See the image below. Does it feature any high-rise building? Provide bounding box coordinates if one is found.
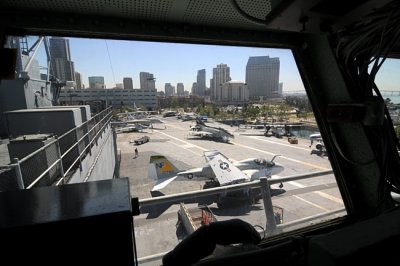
[197,69,206,96]
[88,76,105,89]
[165,83,175,97]
[221,80,249,104]
[191,82,198,95]
[49,37,75,84]
[177,83,184,96]
[140,72,156,90]
[75,71,82,89]
[246,56,280,99]
[123,77,133,89]
[211,64,231,102]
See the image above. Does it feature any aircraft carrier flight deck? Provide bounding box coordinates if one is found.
[117,116,346,263]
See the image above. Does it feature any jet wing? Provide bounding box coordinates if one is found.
[190,131,213,137]
[151,176,178,191]
[178,167,204,176]
[204,151,248,186]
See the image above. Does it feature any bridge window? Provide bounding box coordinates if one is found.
[2,35,347,265]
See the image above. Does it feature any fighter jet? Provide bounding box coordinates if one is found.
[150,150,284,191]
[141,150,285,218]
[188,119,234,143]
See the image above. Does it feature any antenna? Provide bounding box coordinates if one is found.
[271,155,281,162]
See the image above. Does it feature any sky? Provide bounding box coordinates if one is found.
[34,37,305,92]
[33,36,400,93]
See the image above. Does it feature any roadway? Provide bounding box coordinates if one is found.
[117,116,346,263]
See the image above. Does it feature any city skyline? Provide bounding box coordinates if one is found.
[33,37,400,92]
[34,37,305,92]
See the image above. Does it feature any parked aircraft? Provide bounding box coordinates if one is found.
[309,133,327,156]
[188,119,234,143]
[112,116,165,130]
[263,124,299,138]
[179,113,197,121]
[114,123,149,133]
[142,151,284,217]
[150,150,284,192]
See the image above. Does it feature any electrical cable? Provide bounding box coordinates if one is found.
[328,125,377,166]
[105,40,116,87]
[333,1,400,200]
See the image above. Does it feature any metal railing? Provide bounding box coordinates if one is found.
[137,169,346,264]
[3,106,113,189]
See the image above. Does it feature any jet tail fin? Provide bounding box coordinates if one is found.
[149,155,180,179]
[149,155,180,191]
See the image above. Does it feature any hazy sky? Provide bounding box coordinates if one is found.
[33,37,399,92]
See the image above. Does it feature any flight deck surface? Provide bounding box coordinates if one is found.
[117,117,345,264]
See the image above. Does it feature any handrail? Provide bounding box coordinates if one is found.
[59,112,112,161]
[18,106,112,163]
[139,170,334,207]
[83,127,112,182]
[63,116,112,176]
[0,107,114,189]
[26,114,112,188]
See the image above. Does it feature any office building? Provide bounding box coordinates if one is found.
[88,76,105,89]
[140,72,156,90]
[221,80,249,105]
[60,88,157,110]
[191,82,197,95]
[177,83,184,96]
[49,37,75,84]
[246,56,280,99]
[165,83,175,97]
[197,69,206,96]
[75,72,82,89]
[211,63,231,102]
[123,77,133,89]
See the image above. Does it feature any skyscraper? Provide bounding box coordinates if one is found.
[177,83,184,96]
[165,83,175,97]
[75,71,82,89]
[140,72,156,90]
[191,82,198,95]
[88,76,105,89]
[246,56,280,99]
[211,64,231,102]
[123,77,133,89]
[49,37,75,84]
[197,69,206,96]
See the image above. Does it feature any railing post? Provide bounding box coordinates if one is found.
[260,177,277,235]
[12,158,25,189]
[55,137,66,184]
[112,128,120,179]
[86,121,92,156]
[75,128,83,171]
